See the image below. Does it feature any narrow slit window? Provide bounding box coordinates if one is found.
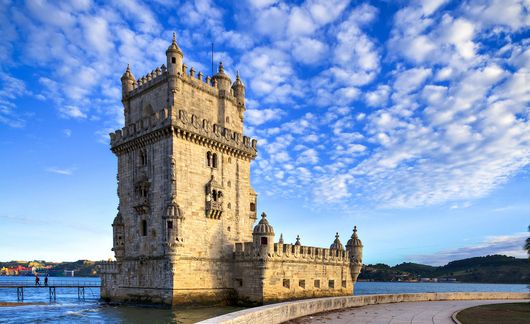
[141,220,147,236]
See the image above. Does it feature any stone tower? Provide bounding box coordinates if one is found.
[100,34,258,305]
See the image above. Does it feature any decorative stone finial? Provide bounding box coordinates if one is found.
[330,232,344,250]
[353,226,358,238]
[219,61,224,73]
[261,212,267,219]
[295,235,301,246]
[279,233,284,244]
[172,32,176,44]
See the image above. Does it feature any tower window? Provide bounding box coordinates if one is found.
[314,280,320,288]
[226,116,230,123]
[261,237,268,245]
[172,57,176,64]
[328,280,334,289]
[283,279,290,289]
[141,220,147,236]
[250,202,256,212]
[140,149,147,166]
[207,151,212,167]
[342,280,347,288]
[299,280,305,289]
[212,153,218,168]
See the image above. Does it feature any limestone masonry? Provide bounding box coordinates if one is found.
[99,34,363,305]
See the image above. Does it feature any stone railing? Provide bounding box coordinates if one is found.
[175,109,257,157]
[109,108,171,146]
[234,242,350,263]
[199,292,530,324]
[99,261,118,274]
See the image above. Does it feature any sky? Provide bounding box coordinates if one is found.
[0,0,529,266]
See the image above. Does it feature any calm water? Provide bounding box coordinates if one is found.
[0,276,527,323]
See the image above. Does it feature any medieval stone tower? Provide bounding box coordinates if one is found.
[100,34,362,305]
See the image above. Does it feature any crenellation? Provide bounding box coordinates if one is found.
[102,33,362,306]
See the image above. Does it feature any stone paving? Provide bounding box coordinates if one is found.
[288,299,529,324]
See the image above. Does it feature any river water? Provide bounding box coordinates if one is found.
[0,276,527,323]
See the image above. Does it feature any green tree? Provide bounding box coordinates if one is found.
[526,225,530,259]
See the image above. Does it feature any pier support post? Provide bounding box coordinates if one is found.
[78,287,85,300]
[49,287,56,301]
[17,287,24,301]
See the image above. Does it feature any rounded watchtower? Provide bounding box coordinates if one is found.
[166,33,183,74]
[253,212,275,255]
[231,71,245,106]
[346,226,363,283]
[120,64,135,99]
[112,211,125,261]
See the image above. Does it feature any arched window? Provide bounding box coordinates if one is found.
[140,149,147,166]
[212,153,218,168]
[250,202,256,212]
[226,116,230,123]
[212,190,217,201]
[206,151,212,167]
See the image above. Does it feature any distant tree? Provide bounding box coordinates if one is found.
[524,226,530,259]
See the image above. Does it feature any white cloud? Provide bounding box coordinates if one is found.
[246,108,285,125]
[46,167,75,176]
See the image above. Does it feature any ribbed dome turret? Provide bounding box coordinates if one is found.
[330,232,344,251]
[231,71,244,88]
[121,64,135,81]
[253,212,274,235]
[166,32,183,55]
[346,226,363,249]
[212,62,232,81]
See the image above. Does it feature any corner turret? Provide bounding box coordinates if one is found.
[253,212,275,255]
[231,71,245,106]
[166,33,183,92]
[346,226,363,282]
[120,64,135,99]
[112,211,125,261]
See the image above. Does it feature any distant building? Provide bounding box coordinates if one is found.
[100,34,363,305]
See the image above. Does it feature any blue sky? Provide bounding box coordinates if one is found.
[0,0,529,265]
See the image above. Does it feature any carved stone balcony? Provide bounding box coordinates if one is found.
[206,201,223,219]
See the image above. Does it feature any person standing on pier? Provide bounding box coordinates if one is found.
[44,274,48,286]
[35,274,40,286]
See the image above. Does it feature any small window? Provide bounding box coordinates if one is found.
[227,203,231,209]
[314,280,320,288]
[299,280,305,289]
[261,237,268,245]
[207,151,212,167]
[342,280,347,288]
[118,236,122,240]
[235,279,243,287]
[140,149,147,166]
[141,220,147,236]
[283,279,290,289]
[228,157,232,163]
[226,116,230,123]
[227,181,231,188]
[328,280,334,289]
[250,202,256,212]
[171,57,176,64]
[212,153,218,168]
[167,221,173,229]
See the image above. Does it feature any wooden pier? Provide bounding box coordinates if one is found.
[0,280,100,301]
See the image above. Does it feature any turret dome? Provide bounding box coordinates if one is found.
[330,232,344,251]
[231,71,244,88]
[346,226,363,249]
[166,32,183,55]
[253,212,274,235]
[121,64,135,81]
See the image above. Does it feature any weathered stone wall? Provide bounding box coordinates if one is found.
[200,292,530,324]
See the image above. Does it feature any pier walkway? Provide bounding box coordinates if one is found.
[0,280,100,301]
